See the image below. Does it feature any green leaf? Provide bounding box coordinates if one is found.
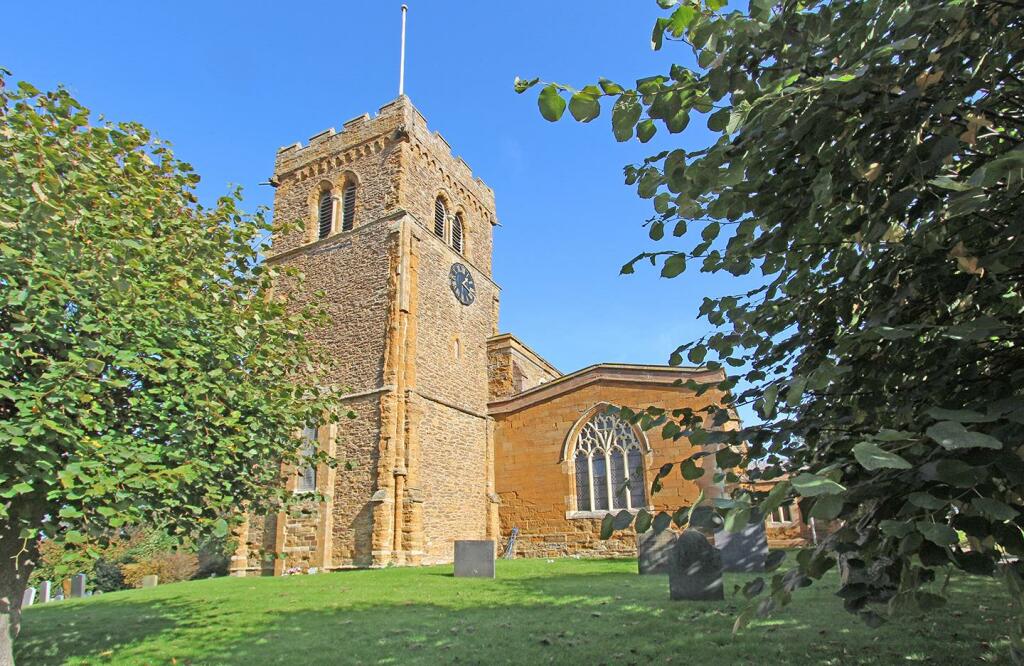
[852,442,912,470]
[635,508,653,534]
[724,505,751,532]
[971,498,1019,521]
[791,473,846,497]
[637,119,657,143]
[880,520,915,537]
[933,460,987,488]
[652,511,673,533]
[809,494,843,520]
[569,91,601,123]
[680,458,704,480]
[613,509,635,531]
[916,522,958,546]
[926,421,1002,450]
[764,550,786,572]
[513,76,539,94]
[212,518,230,538]
[742,577,765,599]
[598,78,624,95]
[661,254,686,278]
[612,94,642,142]
[925,407,995,423]
[707,108,731,132]
[760,480,791,518]
[907,492,947,510]
[538,85,567,122]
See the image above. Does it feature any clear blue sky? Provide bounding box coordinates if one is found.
[5,1,760,420]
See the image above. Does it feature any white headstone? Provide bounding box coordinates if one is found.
[141,574,159,589]
[40,580,51,603]
[21,587,36,607]
[71,574,87,598]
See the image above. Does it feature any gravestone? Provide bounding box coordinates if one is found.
[668,530,724,601]
[71,574,87,598]
[39,581,51,603]
[21,587,36,608]
[636,529,677,575]
[141,575,159,589]
[454,540,496,578]
[714,510,769,573]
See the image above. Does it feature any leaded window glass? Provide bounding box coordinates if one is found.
[627,448,645,509]
[574,450,591,511]
[570,409,647,512]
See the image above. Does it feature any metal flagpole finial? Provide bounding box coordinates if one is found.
[399,4,408,97]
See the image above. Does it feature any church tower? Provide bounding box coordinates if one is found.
[231,97,501,574]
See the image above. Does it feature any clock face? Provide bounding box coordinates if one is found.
[449,263,476,306]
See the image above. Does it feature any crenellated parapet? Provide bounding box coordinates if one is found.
[273,97,498,227]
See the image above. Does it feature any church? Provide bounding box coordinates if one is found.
[228,95,745,575]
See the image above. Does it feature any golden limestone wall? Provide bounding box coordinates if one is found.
[232,96,500,574]
[411,223,498,562]
[491,371,729,559]
[487,334,562,400]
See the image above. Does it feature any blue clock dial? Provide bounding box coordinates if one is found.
[449,263,475,306]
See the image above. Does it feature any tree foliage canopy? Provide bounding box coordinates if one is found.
[519,0,1024,646]
[0,74,349,656]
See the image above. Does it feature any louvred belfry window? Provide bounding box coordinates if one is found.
[452,213,464,253]
[342,184,356,232]
[434,197,447,239]
[571,411,647,512]
[318,191,333,239]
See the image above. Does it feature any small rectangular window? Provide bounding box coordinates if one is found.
[296,426,318,493]
[768,502,793,525]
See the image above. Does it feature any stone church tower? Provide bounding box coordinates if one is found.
[231,97,500,574]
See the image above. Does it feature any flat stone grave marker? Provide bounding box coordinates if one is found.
[454,540,496,578]
[39,581,51,603]
[669,530,724,601]
[22,587,36,608]
[714,510,769,573]
[637,529,677,575]
[141,575,159,589]
[71,574,87,598]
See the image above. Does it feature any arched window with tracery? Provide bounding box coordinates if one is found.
[452,213,464,254]
[571,410,647,512]
[434,196,447,239]
[317,190,333,239]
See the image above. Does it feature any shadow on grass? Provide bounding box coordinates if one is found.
[15,564,1014,665]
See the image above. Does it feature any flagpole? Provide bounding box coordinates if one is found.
[399,4,408,97]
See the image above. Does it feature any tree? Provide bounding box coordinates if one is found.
[0,75,350,664]
[519,0,1023,652]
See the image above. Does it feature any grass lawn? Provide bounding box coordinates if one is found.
[16,557,1013,665]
